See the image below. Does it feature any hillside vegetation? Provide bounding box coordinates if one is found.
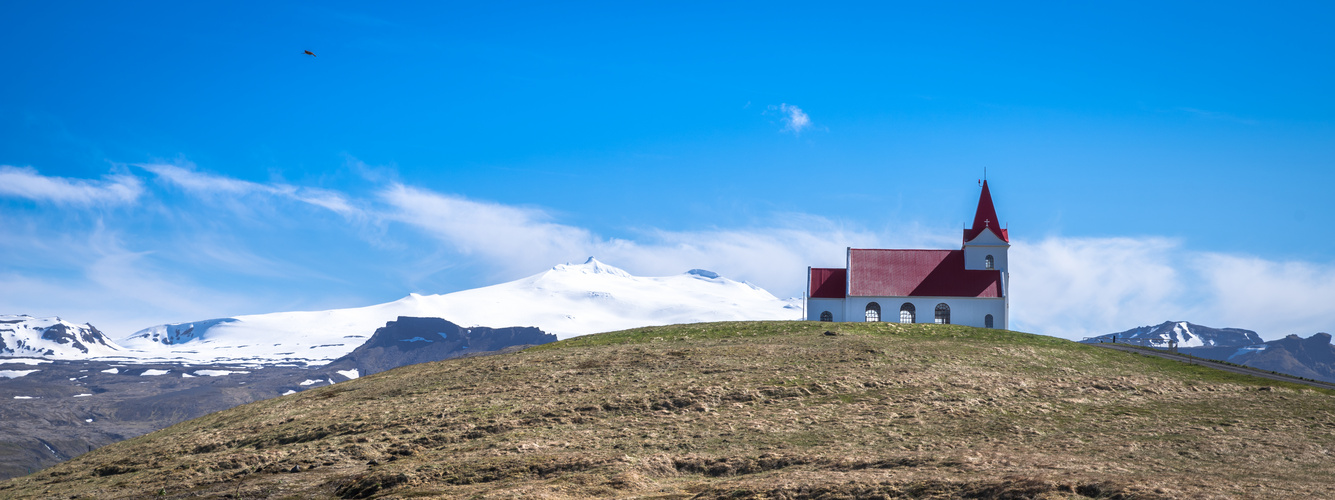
[4,322,1334,499]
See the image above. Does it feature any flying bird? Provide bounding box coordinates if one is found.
[303,50,316,57]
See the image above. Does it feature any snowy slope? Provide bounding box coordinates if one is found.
[117,258,801,365]
[0,315,124,358]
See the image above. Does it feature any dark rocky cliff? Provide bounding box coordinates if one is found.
[326,316,555,376]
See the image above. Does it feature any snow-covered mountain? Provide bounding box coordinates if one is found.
[1082,321,1262,348]
[116,258,801,365]
[0,315,123,358]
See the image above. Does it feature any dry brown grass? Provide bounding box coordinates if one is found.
[3,321,1334,499]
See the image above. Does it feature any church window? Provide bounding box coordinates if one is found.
[935,303,950,324]
[985,255,994,269]
[985,314,994,329]
[865,302,881,322]
[899,303,915,323]
[820,311,833,322]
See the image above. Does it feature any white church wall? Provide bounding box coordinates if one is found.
[806,298,846,322]
[844,296,1006,329]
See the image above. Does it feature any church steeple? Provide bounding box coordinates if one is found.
[964,180,1008,243]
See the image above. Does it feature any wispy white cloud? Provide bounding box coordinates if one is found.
[770,103,812,135]
[138,162,361,216]
[379,183,598,276]
[0,165,142,206]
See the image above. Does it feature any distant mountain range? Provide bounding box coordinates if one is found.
[3,258,799,366]
[1085,321,1335,384]
[1082,321,1263,347]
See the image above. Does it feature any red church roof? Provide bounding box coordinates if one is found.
[963,180,1008,243]
[808,267,847,298]
[847,249,1002,298]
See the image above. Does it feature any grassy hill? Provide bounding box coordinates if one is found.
[3,321,1334,499]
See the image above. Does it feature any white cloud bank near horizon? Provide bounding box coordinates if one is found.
[1,163,1332,341]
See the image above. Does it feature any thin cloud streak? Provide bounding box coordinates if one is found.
[138,163,360,216]
[0,165,142,206]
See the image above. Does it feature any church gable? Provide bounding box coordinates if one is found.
[808,267,847,298]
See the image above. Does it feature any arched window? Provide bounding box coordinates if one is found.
[865,302,881,322]
[934,303,950,324]
[985,314,994,329]
[985,255,994,269]
[820,311,833,322]
[899,303,915,323]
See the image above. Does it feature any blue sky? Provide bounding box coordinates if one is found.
[2,2,1333,339]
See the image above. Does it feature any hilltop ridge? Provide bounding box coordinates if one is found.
[4,321,1333,498]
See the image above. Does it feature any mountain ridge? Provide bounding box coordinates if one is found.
[0,315,123,358]
[1082,320,1263,347]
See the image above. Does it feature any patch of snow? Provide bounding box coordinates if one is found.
[73,393,92,397]
[299,379,322,386]
[193,370,250,377]
[336,369,359,380]
[139,369,170,376]
[1160,322,1206,348]
[181,373,195,378]
[85,418,93,423]
[101,368,119,374]
[0,358,52,365]
[0,370,39,379]
[42,442,56,455]
[13,396,34,399]
[282,390,297,396]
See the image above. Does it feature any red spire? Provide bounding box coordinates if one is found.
[964,180,1008,243]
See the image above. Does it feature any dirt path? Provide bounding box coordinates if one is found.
[1094,343,1335,391]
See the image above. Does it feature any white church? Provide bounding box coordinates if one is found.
[805,180,1009,329]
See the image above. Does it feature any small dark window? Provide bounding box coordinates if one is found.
[820,311,833,322]
[899,303,915,323]
[865,302,881,322]
[985,255,994,269]
[934,303,950,324]
[985,314,994,329]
